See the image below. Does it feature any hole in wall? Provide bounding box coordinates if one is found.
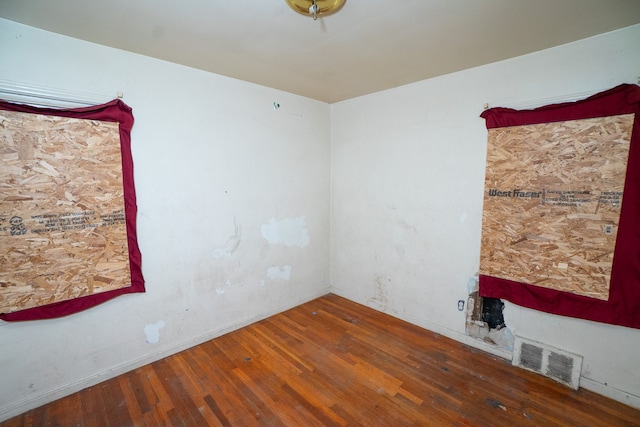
[481,297,505,330]
[466,292,513,351]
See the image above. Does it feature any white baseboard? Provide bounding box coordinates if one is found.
[580,377,640,409]
[5,286,636,421]
[0,287,331,422]
[330,286,640,410]
[330,287,513,360]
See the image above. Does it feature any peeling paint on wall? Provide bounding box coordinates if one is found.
[215,280,233,294]
[267,265,292,281]
[261,217,310,247]
[144,320,165,344]
[212,218,242,258]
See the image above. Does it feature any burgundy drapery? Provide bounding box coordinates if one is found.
[0,99,145,321]
[479,84,640,329]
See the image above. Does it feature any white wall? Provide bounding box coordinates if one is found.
[0,18,330,420]
[331,24,640,408]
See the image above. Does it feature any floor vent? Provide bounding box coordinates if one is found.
[512,336,583,390]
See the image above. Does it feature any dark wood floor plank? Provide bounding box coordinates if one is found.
[119,370,151,417]
[151,357,210,426]
[181,344,251,426]
[2,294,639,426]
[191,341,266,427]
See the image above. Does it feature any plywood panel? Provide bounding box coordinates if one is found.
[0,110,131,314]
[480,114,633,300]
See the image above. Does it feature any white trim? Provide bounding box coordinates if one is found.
[0,79,120,108]
[330,286,513,360]
[0,287,330,422]
[3,286,637,421]
[580,377,640,410]
[330,287,640,409]
[484,87,612,111]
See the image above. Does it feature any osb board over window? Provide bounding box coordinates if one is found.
[0,110,131,314]
[480,113,633,301]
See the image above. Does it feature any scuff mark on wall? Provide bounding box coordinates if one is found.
[144,320,165,344]
[212,217,242,258]
[393,219,418,260]
[261,216,310,247]
[215,279,233,295]
[397,219,418,234]
[267,265,292,281]
[368,274,390,311]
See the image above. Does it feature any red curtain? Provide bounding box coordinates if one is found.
[0,99,145,321]
[479,84,640,329]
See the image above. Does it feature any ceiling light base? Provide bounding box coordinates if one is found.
[285,0,346,19]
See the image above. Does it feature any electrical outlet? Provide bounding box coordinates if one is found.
[457,300,465,311]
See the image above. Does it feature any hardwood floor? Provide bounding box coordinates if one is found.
[2,294,639,426]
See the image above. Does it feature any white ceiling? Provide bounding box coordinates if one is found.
[1,0,640,103]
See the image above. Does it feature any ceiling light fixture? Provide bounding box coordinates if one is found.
[285,0,346,20]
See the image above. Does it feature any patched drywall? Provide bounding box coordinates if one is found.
[267,265,292,281]
[144,320,165,344]
[261,217,310,248]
